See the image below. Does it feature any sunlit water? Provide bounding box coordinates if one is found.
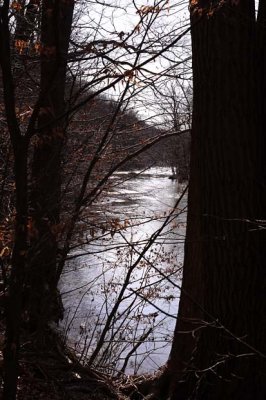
[60,167,187,375]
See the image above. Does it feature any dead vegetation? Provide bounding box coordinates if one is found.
[0,320,165,400]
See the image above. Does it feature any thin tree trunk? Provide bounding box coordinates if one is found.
[3,141,28,400]
[0,3,28,398]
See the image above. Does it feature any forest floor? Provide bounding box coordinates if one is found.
[0,321,160,400]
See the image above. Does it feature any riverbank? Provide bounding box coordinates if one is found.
[0,323,164,400]
[0,324,124,399]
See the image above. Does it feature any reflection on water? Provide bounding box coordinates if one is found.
[60,168,187,374]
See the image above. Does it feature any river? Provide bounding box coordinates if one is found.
[60,167,187,375]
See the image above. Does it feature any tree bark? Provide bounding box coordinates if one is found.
[28,0,74,332]
[0,3,28,398]
[168,1,266,399]
[3,140,28,400]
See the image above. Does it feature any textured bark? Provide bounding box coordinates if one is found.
[28,0,74,332]
[169,1,266,399]
[257,0,266,209]
[3,140,28,400]
[0,4,28,398]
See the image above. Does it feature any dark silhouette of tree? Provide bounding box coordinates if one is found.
[166,1,266,399]
[0,1,75,397]
[28,0,74,332]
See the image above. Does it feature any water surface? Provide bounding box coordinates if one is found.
[60,168,187,374]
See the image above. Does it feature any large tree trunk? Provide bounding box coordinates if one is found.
[28,0,74,332]
[257,0,266,222]
[168,1,266,399]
